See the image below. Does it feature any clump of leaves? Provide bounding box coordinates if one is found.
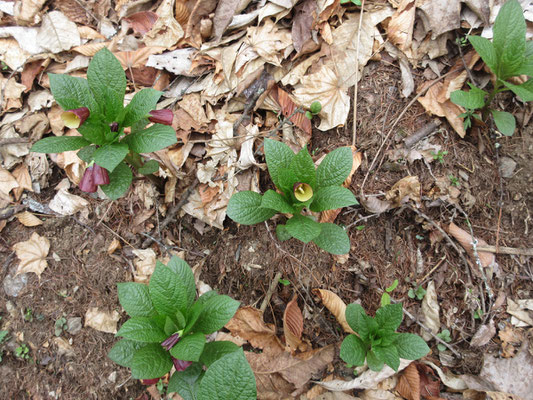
[340,303,429,372]
[451,0,533,136]
[15,344,29,360]
[227,139,358,255]
[108,256,256,400]
[431,150,448,164]
[55,317,67,337]
[31,48,177,199]
[305,101,322,119]
[408,285,427,301]
[0,330,8,362]
[436,329,452,351]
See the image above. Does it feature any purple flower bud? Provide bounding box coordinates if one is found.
[141,378,161,385]
[110,122,119,132]
[61,107,90,129]
[79,166,97,193]
[161,332,181,351]
[148,109,174,126]
[172,358,192,372]
[92,164,110,185]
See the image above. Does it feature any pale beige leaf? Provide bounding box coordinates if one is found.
[463,390,523,400]
[386,0,415,51]
[422,360,467,391]
[15,211,43,227]
[470,319,496,347]
[385,175,421,207]
[48,188,89,215]
[13,232,50,278]
[77,25,106,40]
[245,19,292,66]
[0,38,31,70]
[359,389,396,400]
[292,65,350,131]
[507,299,533,327]
[359,195,392,214]
[54,337,75,358]
[37,11,81,53]
[417,0,461,39]
[143,0,184,48]
[396,362,420,400]
[84,307,120,334]
[283,295,304,353]
[107,238,121,255]
[421,281,439,341]
[446,222,496,268]
[132,248,157,283]
[0,167,19,204]
[312,289,354,334]
[0,75,26,113]
[72,42,109,57]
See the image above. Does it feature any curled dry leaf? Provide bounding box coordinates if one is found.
[283,295,304,353]
[385,175,421,207]
[107,238,122,255]
[13,232,50,278]
[132,248,157,283]
[143,0,184,48]
[48,187,89,216]
[15,211,43,227]
[312,289,354,334]
[36,11,81,53]
[12,163,32,201]
[360,195,392,214]
[123,11,159,35]
[421,281,439,341]
[498,323,524,358]
[422,360,467,391]
[245,19,292,66]
[446,222,495,269]
[84,307,120,334]
[470,319,496,347]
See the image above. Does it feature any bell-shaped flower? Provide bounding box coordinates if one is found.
[92,164,110,185]
[161,332,181,351]
[172,358,192,372]
[141,378,161,385]
[61,107,90,129]
[293,182,313,202]
[148,109,173,126]
[79,163,109,193]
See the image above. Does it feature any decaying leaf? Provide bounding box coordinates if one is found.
[470,319,496,347]
[143,0,184,48]
[0,167,19,206]
[385,175,421,207]
[36,11,81,53]
[132,248,157,283]
[283,295,304,353]
[107,238,121,255]
[245,19,292,66]
[498,323,523,358]
[463,389,523,400]
[312,288,355,334]
[123,11,159,35]
[84,307,120,334]
[446,222,496,269]
[396,362,420,400]
[11,163,33,200]
[421,281,439,341]
[13,232,50,278]
[15,211,43,227]
[506,299,533,327]
[48,182,89,216]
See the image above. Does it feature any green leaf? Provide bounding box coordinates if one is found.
[123,88,162,127]
[138,160,160,175]
[170,333,206,361]
[31,136,91,153]
[491,110,516,136]
[227,191,277,225]
[199,341,240,367]
[100,161,132,200]
[375,303,403,331]
[77,145,97,162]
[450,86,487,110]
[149,262,188,316]
[117,282,155,317]
[130,343,173,379]
[127,124,177,153]
[116,317,168,342]
[493,0,526,79]
[310,186,358,212]
[345,303,367,336]
[502,79,533,102]
[517,42,533,75]
[381,293,391,307]
[289,146,316,188]
[108,339,145,367]
[312,223,350,255]
[198,349,256,400]
[183,301,204,335]
[166,256,196,308]
[193,295,240,335]
[48,73,98,113]
[92,142,129,172]
[276,224,292,241]
[261,190,295,213]
[373,345,400,371]
[366,349,384,372]
[394,333,430,360]
[468,36,499,75]
[87,48,126,120]
[77,118,107,145]
[316,147,353,188]
[164,317,179,336]
[277,168,298,198]
[264,138,295,189]
[340,334,367,366]
[285,214,322,243]
[167,363,203,399]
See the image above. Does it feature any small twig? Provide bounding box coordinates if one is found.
[403,119,442,148]
[345,213,379,229]
[140,232,205,257]
[70,216,95,235]
[476,245,533,257]
[233,88,265,136]
[260,271,282,313]
[352,0,365,146]
[456,35,477,87]
[417,256,447,285]
[100,222,136,248]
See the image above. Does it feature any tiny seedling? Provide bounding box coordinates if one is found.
[55,317,67,337]
[408,285,427,301]
[24,308,33,322]
[227,139,358,255]
[15,344,29,360]
[451,0,533,136]
[436,329,452,351]
[279,278,291,286]
[380,279,399,307]
[474,309,483,319]
[305,101,322,120]
[109,255,256,400]
[431,150,448,164]
[0,330,8,363]
[31,48,177,199]
[449,175,460,187]
[355,225,365,231]
[340,0,362,5]
[340,303,429,372]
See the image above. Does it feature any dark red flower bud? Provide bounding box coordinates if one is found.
[148,109,173,126]
[92,164,110,185]
[141,378,161,385]
[79,166,97,193]
[161,332,181,351]
[172,358,192,372]
[62,107,90,129]
[110,122,119,132]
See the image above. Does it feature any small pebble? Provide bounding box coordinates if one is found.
[67,317,82,335]
[499,156,517,178]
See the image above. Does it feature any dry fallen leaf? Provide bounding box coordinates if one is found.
[283,295,304,353]
[421,281,439,341]
[312,289,355,334]
[498,323,523,358]
[13,232,50,278]
[48,186,89,216]
[385,175,421,207]
[245,19,292,66]
[470,319,496,347]
[0,167,19,206]
[84,307,120,334]
[396,362,420,400]
[15,212,43,227]
[447,222,496,269]
[132,248,157,283]
[37,11,81,53]
[144,0,184,48]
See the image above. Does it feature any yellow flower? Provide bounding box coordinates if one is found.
[293,182,313,202]
[61,107,90,128]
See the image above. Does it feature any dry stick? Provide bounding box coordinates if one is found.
[417,255,447,285]
[260,271,283,313]
[141,178,199,248]
[476,245,533,257]
[360,69,456,196]
[352,0,365,146]
[403,119,442,148]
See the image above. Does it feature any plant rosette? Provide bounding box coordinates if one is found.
[227,139,358,255]
[340,303,430,372]
[109,256,256,400]
[30,48,178,199]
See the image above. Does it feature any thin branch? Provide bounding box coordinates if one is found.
[352,0,365,146]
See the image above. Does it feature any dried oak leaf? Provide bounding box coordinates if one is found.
[312,289,355,334]
[15,211,43,227]
[396,362,420,400]
[283,295,304,353]
[13,232,50,278]
[446,222,495,269]
[85,307,120,334]
[124,11,159,35]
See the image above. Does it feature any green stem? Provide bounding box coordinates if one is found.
[481,80,502,120]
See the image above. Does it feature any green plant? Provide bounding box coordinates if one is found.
[24,308,33,322]
[55,317,67,337]
[340,0,362,5]
[305,101,322,119]
[279,278,291,286]
[408,285,426,301]
[451,0,533,136]
[30,48,177,199]
[340,303,429,372]
[431,150,448,164]
[15,344,29,360]
[380,280,399,307]
[108,256,256,400]
[227,139,358,254]
[0,330,8,362]
[436,329,451,351]
[449,175,460,187]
